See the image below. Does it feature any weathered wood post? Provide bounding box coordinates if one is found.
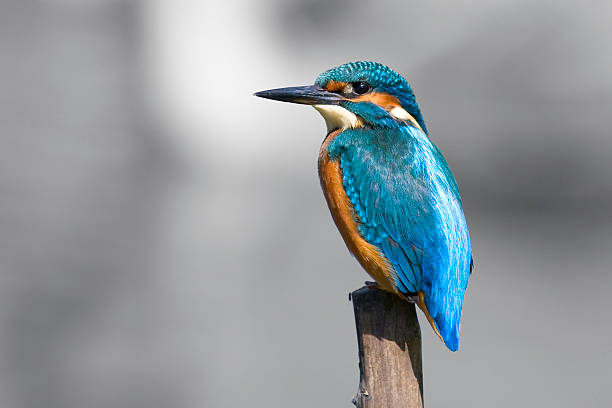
[351,286,423,408]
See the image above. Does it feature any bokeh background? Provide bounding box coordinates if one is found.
[2,0,611,407]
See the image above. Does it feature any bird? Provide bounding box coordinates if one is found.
[255,61,472,351]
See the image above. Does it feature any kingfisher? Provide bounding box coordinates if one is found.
[255,61,472,351]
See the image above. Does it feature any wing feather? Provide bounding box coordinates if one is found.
[331,125,471,351]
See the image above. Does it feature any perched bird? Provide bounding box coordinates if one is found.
[255,61,472,351]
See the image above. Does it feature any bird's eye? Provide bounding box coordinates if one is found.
[352,81,370,95]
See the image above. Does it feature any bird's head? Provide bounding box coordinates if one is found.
[255,61,427,134]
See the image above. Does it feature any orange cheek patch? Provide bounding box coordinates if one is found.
[353,91,402,111]
[325,80,347,92]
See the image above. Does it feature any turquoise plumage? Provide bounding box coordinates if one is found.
[329,124,471,350]
[256,61,473,351]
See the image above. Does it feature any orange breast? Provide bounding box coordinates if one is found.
[317,130,398,294]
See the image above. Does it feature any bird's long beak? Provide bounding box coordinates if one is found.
[254,85,343,105]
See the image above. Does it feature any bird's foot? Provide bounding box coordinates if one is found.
[404,293,418,304]
[365,281,379,290]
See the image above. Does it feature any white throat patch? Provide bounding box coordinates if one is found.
[313,105,360,133]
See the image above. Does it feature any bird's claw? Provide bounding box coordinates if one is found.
[365,281,379,290]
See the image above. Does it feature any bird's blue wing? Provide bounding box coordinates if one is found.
[331,125,472,351]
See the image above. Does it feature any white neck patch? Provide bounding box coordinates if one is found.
[389,106,423,131]
[389,106,411,121]
[313,105,360,133]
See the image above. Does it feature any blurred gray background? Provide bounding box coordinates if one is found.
[1,0,611,407]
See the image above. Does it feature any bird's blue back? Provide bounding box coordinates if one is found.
[327,116,471,351]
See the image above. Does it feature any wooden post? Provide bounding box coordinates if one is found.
[351,286,423,408]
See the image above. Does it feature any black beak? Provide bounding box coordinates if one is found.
[254,85,343,105]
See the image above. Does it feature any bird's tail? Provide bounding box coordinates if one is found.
[417,292,461,351]
[436,312,460,352]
